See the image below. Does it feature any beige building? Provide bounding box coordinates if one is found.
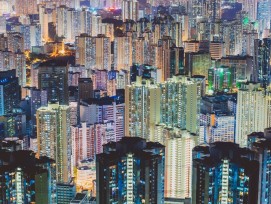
[37,103,71,183]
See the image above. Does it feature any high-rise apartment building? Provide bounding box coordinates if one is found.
[236,83,270,147]
[0,149,55,204]
[122,0,139,22]
[114,34,133,71]
[38,61,69,105]
[7,32,24,53]
[96,137,165,203]
[125,77,161,141]
[160,75,204,134]
[254,38,271,88]
[78,78,93,100]
[94,34,112,70]
[0,72,21,116]
[200,95,236,143]
[163,128,198,199]
[15,0,38,15]
[80,97,125,142]
[75,34,111,70]
[71,122,94,168]
[56,6,68,39]
[247,128,271,204]
[192,142,259,204]
[37,103,71,183]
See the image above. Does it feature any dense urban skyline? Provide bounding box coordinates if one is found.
[0,0,271,203]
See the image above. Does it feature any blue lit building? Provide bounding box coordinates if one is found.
[192,142,259,204]
[0,71,21,116]
[56,182,76,204]
[96,137,165,204]
[253,38,271,88]
[0,149,55,204]
[247,128,271,204]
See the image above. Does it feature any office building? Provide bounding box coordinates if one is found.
[208,66,234,93]
[185,51,211,77]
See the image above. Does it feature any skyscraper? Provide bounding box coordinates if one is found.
[38,60,69,105]
[254,38,271,88]
[160,75,204,134]
[76,34,112,70]
[114,34,133,71]
[122,0,139,22]
[125,77,161,141]
[0,149,55,204]
[78,78,93,100]
[247,128,271,204]
[0,71,21,116]
[71,122,95,168]
[164,128,198,200]
[192,142,259,204]
[37,103,71,183]
[236,83,270,147]
[96,137,165,203]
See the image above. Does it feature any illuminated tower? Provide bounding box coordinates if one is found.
[67,9,81,43]
[0,71,21,116]
[192,142,259,204]
[253,38,271,88]
[248,129,271,204]
[164,128,198,199]
[15,0,38,15]
[14,52,26,87]
[236,83,268,147]
[122,0,139,22]
[38,63,69,105]
[96,137,165,204]
[37,103,71,183]
[0,149,55,204]
[71,122,95,168]
[75,34,93,69]
[56,6,68,38]
[125,77,161,141]
[94,34,111,70]
[160,75,204,134]
[114,34,133,71]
